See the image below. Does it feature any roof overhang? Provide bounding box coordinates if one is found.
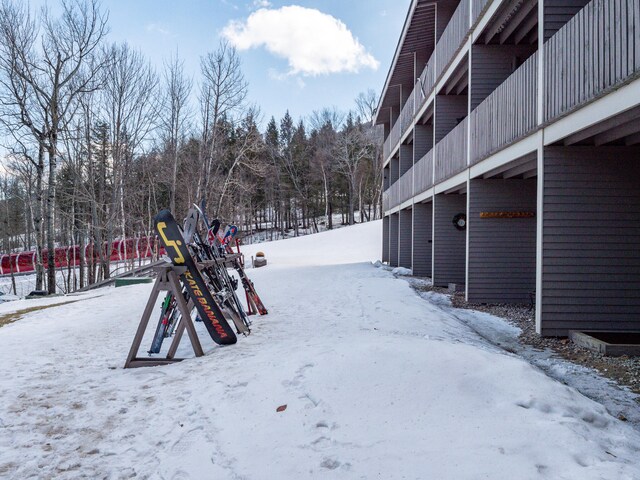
[374,0,438,126]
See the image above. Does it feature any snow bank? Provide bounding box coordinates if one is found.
[1,220,639,479]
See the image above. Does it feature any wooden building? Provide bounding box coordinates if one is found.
[375,0,640,336]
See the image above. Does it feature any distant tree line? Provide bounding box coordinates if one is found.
[0,0,383,294]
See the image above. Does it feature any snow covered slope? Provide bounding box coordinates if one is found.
[1,220,639,479]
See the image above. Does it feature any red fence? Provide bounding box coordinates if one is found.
[0,236,163,275]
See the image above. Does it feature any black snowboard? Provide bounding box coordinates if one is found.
[154,209,237,345]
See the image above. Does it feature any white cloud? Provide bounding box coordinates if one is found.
[252,0,272,8]
[145,23,171,36]
[222,5,379,76]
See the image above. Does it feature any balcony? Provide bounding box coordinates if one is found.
[544,0,640,122]
[414,149,434,193]
[470,52,538,164]
[435,0,471,80]
[435,117,468,184]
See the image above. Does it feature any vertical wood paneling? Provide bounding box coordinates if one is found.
[398,169,414,204]
[417,54,437,112]
[435,0,471,80]
[470,52,538,164]
[541,146,640,336]
[414,149,434,194]
[433,193,467,286]
[544,0,640,121]
[400,88,416,137]
[435,118,468,184]
[412,202,433,277]
[399,208,413,268]
[468,179,537,303]
[472,0,492,25]
[544,0,592,40]
[470,45,537,110]
[388,181,400,210]
[389,213,399,267]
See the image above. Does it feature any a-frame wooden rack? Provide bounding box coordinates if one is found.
[124,264,204,368]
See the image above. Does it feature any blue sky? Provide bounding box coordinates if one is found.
[99,0,411,126]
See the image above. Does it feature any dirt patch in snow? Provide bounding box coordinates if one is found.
[414,283,640,398]
[0,300,81,328]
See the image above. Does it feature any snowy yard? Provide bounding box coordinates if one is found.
[1,221,639,479]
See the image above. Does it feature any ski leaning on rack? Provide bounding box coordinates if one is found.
[154,209,237,345]
[183,207,251,336]
[194,202,268,316]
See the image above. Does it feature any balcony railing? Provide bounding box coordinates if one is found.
[544,0,640,121]
[435,0,470,80]
[434,117,468,184]
[416,53,436,112]
[414,149,434,194]
[472,0,492,25]
[387,180,400,210]
[399,169,414,205]
[400,88,416,137]
[470,52,538,164]
[382,190,389,211]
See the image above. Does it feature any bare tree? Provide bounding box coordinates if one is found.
[198,40,248,206]
[0,0,108,293]
[159,50,192,214]
[101,42,157,276]
[334,113,373,225]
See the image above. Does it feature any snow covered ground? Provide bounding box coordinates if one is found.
[1,220,639,479]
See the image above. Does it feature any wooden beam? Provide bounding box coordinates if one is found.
[481,153,536,178]
[562,107,640,145]
[593,119,640,146]
[502,159,537,178]
[445,65,468,95]
[484,0,526,44]
[499,0,537,44]
[513,11,538,45]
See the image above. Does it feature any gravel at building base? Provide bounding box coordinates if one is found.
[413,282,640,399]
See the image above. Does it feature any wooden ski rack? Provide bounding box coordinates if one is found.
[124,264,205,368]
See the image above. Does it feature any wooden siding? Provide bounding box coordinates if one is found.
[470,45,537,110]
[389,213,399,267]
[433,194,467,286]
[414,123,434,159]
[435,95,468,142]
[382,215,390,263]
[541,147,640,336]
[399,208,413,268]
[400,144,413,176]
[544,0,592,41]
[544,0,640,121]
[468,179,537,303]
[435,0,471,80]
[435,117,468,184]
[390,156,399,183]
[412,202,433,277]
[470,52,538,164]
[414,149,435,194]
